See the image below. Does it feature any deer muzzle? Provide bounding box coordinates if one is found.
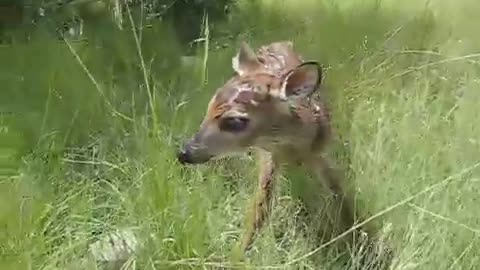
[177,137,213,165]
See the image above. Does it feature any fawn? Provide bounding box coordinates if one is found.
[176,41,380,257]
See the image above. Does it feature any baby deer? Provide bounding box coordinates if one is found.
[177,41,376,255]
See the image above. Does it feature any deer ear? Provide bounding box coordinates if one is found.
[232,41,262,75]
[281,61,322,98]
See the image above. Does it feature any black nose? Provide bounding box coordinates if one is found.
[177,149,192,164]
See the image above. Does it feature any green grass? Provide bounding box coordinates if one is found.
[1,0,480,269]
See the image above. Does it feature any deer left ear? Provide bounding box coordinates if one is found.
[281,61,322,98]
[232,41,262,76]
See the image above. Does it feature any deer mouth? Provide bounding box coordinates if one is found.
[176,148,212,165]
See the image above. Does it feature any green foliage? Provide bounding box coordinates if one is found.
[1,0,480,269]
[1,0,234,53]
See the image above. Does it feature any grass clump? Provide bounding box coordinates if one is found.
[1,0,480,269]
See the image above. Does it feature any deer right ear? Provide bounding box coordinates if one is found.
[232,41,262,76]
[281,61,322,99]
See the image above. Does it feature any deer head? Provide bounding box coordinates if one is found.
[177,41,324,164]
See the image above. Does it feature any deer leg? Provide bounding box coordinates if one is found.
[316,156,358,232]
[316,156,394,268]
[307,156,392,267]
[298,155,365,250]
[241,150,276,252]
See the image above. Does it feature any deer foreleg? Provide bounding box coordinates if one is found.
[241,150,276,252]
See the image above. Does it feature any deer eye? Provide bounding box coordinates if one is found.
[219,117,250,132]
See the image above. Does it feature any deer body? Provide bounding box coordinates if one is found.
[177,41,367,254]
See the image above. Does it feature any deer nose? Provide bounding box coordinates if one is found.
[177,148,193,164]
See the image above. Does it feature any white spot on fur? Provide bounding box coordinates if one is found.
[263,52,286,71]
[278,76,290,101]
[227,83,254,104]
[237,83,251,92]
[232,54,243,75]
[225,110,249,118]
[270,89,287,101]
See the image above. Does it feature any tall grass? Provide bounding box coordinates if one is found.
[1,0,480,269]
